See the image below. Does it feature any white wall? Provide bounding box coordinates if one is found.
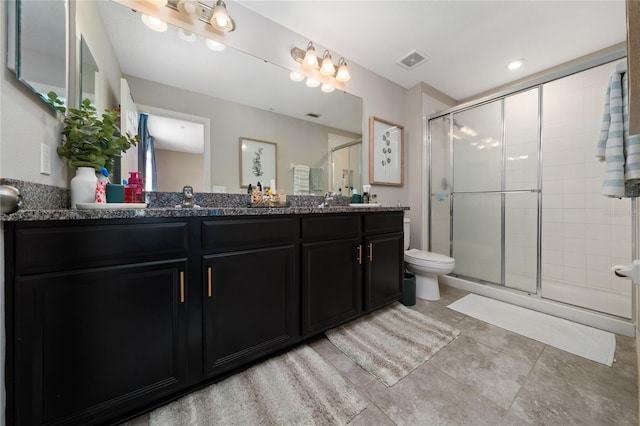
[155,149,204,193]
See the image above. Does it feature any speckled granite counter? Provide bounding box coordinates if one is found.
[0,205,408,221]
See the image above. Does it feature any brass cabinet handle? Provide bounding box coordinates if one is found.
[357,245,363,264]
[207,267,212,297]
[368,243,373,262]
[180,271,185,303]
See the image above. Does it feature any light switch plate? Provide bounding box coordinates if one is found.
[40,143,51,175]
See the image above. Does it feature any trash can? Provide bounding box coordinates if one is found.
[401,272,416,306]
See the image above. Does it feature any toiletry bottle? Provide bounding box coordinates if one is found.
[362,191,369,204]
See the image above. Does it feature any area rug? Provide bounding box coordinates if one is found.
[447,294,616,366]
[325,302,460,387]
[145,345,367,425]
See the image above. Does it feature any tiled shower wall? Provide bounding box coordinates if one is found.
[541,61,632,317]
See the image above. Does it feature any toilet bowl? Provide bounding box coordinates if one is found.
[403,218,455,301]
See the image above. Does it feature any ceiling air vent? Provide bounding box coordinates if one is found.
[306,113,321,118]
[397,50,428,70]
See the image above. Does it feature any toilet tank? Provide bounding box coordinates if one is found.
[403,218,410,250]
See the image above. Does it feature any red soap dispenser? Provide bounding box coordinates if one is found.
[125,172,144,203]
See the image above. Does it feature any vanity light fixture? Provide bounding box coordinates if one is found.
[141,14,168,32]
[291,41,351,83]
[206,39,226,51]
[147,0,168,6]
[210,0,236,32]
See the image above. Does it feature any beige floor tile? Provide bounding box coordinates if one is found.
[364,363,506,425]
[508,346,638,425]
[428,335,534,409]
[348,403,395,426]
[408,299,466,327]
[457,316,545,364]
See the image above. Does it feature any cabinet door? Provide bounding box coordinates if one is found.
[301,237,362,336]
[364,233,404,312]
[12,260,188,426]
[203,246,297,376]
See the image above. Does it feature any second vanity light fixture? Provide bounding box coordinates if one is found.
[290,41,351,93]
[141,0,236,33]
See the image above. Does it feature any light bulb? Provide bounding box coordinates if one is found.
[147,0,167,5]
[141,14,167,32]
[289,71,304,82]
[305,78,320,88]
[206,39,226,52]
[177,0,200,19]
[321,84,335,93]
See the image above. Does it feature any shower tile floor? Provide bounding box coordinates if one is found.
[310,284,638,425]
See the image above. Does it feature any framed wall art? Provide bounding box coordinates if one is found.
[239,137,277,188]
[369,116,404,186]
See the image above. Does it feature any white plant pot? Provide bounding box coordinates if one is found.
[70,167,98,208]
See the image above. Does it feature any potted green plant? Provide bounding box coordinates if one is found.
[48,92,139,207]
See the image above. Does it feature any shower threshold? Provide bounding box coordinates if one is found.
[441,275,634,337]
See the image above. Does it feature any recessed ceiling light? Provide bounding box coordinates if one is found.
[508,59,524,71]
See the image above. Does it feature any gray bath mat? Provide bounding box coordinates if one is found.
[326,302,460,387]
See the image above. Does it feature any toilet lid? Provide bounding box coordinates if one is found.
[404,249,454,264]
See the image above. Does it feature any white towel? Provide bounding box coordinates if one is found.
[596,68,640,198]
[293,165,310,195]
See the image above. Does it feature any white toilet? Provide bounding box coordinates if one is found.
[403,218,455,301]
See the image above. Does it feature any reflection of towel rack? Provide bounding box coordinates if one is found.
[292,164,310,195]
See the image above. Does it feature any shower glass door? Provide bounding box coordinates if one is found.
[433,88,540,292]
[452,100,503,284]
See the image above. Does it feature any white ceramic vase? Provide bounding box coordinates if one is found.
[70,166,97,208]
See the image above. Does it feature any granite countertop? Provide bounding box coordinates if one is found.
[0,205,409,222]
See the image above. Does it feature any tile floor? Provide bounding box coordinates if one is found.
[309,284,639,425]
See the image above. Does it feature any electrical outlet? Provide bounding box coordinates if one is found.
[40,143,51,175]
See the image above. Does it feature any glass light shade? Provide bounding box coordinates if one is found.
[147,0,167,5]
[320,55,335,76]
[210,1,235,32]
[206,39,226,51]
[177,0,200,19]
[141,14,168,32]
[336,61,350,82]
[177,28,197,42]
[321,83,335,93]
[305,78,320,88]
[289,71,304,82]
[303,44,317,68]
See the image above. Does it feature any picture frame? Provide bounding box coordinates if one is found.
[369,116,404,186]
[239,137,277,188]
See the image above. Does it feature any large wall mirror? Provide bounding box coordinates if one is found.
[89,1,363,195]
[7,0,67,109]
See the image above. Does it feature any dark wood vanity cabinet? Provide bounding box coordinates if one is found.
[363,213,404,312]
[5,219,190,426]
[301,212,404,336]
[3,211,403,425]
[200,218,299,377]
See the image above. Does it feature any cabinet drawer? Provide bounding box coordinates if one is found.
[363,212,403,234]
[14,221,189,274]
[202,217,298,251]
[302,215,361,241]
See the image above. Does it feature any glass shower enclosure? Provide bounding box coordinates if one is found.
[429,61,633,319]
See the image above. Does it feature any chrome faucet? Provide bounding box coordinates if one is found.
[181,185,195,208]
[318,192,335,208]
